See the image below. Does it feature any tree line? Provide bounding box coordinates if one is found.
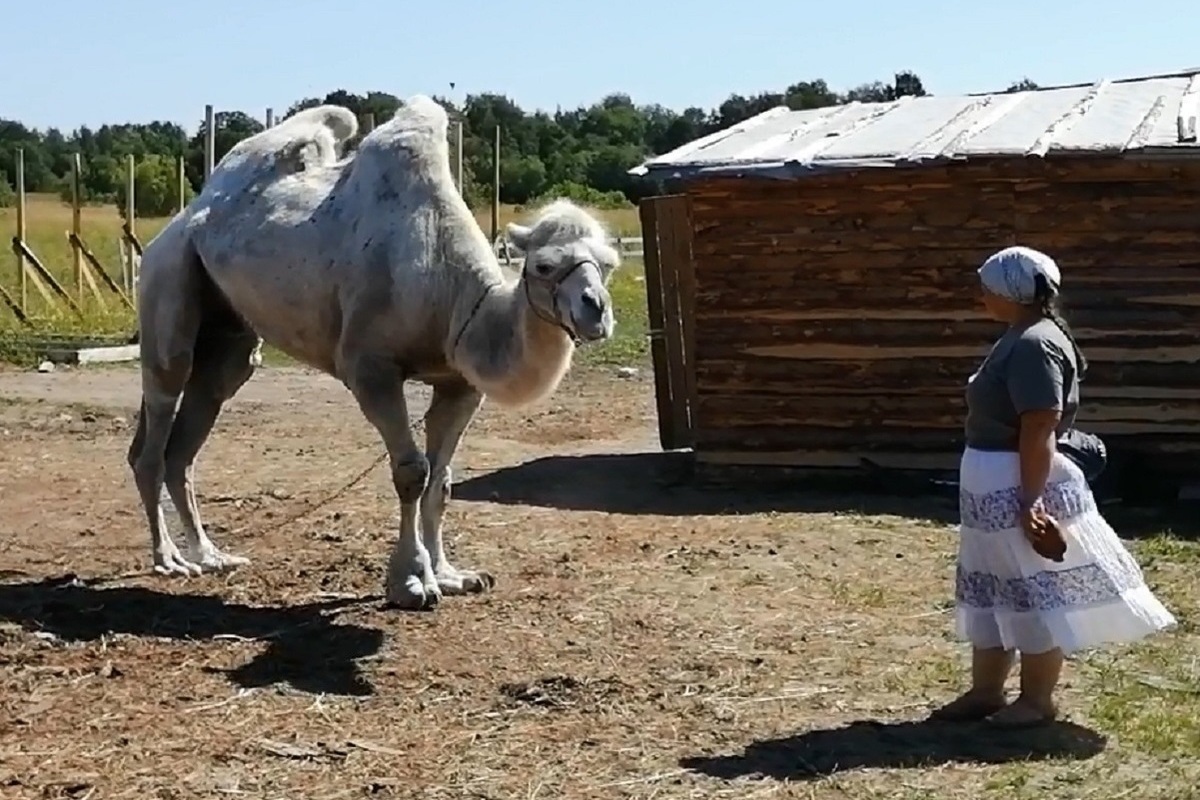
[0,73,1040,218]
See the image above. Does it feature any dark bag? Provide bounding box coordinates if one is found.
[1057,428,1107,483]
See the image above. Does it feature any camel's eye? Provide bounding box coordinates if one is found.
[534,261,554,276]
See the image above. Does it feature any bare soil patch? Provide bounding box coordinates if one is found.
[0,363,1196,799]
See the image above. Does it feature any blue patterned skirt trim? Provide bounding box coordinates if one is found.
[953,447,1175,654]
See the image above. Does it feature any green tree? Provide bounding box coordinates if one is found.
[0,71,934,212]
[116,154,194,219]
[0,170,14,207]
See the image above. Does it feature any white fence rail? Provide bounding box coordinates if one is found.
[494,236,644,266]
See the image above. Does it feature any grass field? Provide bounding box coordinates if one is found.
[0,194,648,366]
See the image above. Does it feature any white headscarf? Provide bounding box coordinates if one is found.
[977,245,1062,304]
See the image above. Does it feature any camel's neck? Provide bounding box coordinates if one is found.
[450,277,574,407]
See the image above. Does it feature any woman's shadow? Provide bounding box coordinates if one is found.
[0,573,384,697]
[681,716,1107,782]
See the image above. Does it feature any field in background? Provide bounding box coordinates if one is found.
[0,194,648,366]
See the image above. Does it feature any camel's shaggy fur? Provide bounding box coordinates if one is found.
[127,97,620,610]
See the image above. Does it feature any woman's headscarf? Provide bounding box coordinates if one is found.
[977,245,1062,304]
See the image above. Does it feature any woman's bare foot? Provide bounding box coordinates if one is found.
[986,696,1058,728]
[928,688,1007,722]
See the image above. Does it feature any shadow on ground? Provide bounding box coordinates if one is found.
[454,452,961,524]
[681,717,1107,782]
[454,451,1200,537]
[0,574,383,696]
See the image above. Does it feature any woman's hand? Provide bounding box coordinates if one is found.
[1018,502,1047,543]
[1019,500,1068,562]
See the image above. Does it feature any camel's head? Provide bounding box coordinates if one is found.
[506,200,620,344]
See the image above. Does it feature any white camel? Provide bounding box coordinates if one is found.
[127,97,621,610]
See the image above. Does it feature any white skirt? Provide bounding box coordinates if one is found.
[955,446,1177,655]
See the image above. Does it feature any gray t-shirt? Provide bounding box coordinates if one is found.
[964,318,1079,451]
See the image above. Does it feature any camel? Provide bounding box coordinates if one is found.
[127,97,621,611]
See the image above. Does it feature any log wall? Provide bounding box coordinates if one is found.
[685,158,1200,474]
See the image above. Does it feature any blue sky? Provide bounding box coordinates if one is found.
[5,0,1197,134]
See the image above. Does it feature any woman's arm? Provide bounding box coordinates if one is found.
[1018,409,1062,511]
[1006,336,1068,513]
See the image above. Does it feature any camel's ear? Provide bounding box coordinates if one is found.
[506,222,532,250]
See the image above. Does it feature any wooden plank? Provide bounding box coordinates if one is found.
[696,449,962,471]
[44,344,141,365]
[657,194,697,447]
[652,195,694,449]
[637,197,680,451]
[69,232,134,309]
[11,238,82,317]
[70,153,105,307]
[0,283,31,326]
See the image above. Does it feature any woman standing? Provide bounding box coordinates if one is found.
[931,245,1177,727]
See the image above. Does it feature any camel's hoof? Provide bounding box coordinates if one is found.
[152,550,203,577]
[385,576,441,612]
[435,568,496,596]
[464,570,496,593]
[189,548,250,573]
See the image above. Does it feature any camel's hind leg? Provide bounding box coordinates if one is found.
[162,319,259,572]
[128,244,204,576]
[129,234,258,577]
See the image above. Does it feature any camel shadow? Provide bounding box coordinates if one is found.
[0,574,383,696]
[454,451,1200,538]
[681,717,1107,782]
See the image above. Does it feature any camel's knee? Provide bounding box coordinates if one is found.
[128,396,177,481]
[391,455,430,504]
[127,409,147,470]
[429,466,452,503]
[130,449,165,494]
[421,466,452,517]
[163,457,190,487]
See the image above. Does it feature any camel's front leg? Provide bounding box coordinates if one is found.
[345,360,439,611]
[421,381,493,597]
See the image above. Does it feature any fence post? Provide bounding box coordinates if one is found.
[453,119,464,195]
[204,104,215,182]
[15,148,26,311]
[125,154,136,296]
[491,124,500,244]
[71,154,83,301]
[177,155,186,213]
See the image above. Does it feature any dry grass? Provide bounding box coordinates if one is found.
[0,364,1197,799]
[0,194,647,365]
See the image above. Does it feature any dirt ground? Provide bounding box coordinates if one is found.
[0,362,1195,799]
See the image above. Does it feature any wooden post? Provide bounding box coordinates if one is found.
[266,107,275,128]
[125,154,136,296]
[71,153,83,301]
[176,155,186,212]
[70,154,102,306]
[491,124,500,244]
[204,104,215,182]
[362,112,376,134]
[454,119,464,195]
[15,148,26,311]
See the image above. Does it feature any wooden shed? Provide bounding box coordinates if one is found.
[630,70,1200,489]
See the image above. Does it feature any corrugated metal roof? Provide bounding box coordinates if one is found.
[629,70,1200,182]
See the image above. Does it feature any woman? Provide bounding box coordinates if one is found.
[931,245,1177,728]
